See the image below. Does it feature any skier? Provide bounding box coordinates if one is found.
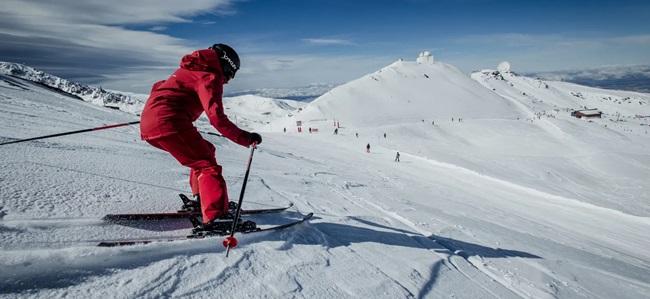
[334,128,338,135]
[139,44,262,229]
[366,143,370,153]
[395,152,400,162]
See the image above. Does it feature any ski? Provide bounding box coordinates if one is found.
[102,203,293,222]
[97,212,313,247]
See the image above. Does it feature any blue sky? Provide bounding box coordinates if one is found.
[1,0,649,93]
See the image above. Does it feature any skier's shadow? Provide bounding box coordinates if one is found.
[287,217,539,259]
[279,216,541,298]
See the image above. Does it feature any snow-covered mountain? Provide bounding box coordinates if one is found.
[1,56,650,298]
[198,95,306,132]
[274,57,521,130]
[530,65,650,93]
[227,83,338,102]
[472,64,650,120]
[266,55,650,218]
[0,61,304,131]
[0,62,147,113]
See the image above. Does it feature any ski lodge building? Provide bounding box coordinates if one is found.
[571,109,602,119]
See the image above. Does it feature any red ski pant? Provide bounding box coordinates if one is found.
[145,129,228,223]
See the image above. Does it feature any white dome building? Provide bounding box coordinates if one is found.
[416,51,434,64]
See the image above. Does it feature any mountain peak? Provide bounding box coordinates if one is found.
[0,61,145,113]
[274,55,521,129]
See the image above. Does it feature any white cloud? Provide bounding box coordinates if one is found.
[452,32,650,48]
[611,35,650,45]
[0,0,233,92]
[444,32,650,73]
[227,54,392,91]
[95,66,180,93]
[1,0,232,25]
[453,33,547,47]
[149,26,167,32]
[302,38,355,46]
[533,64,650,80]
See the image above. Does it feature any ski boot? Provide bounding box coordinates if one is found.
[178,194,239,213]
[190,213,257,237]
[178,194,201,213]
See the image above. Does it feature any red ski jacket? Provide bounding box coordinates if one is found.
[140,49,251,147]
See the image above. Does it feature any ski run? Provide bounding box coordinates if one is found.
[1,57,650,298]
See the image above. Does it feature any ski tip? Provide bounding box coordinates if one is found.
[304,212,314,220]
[102,214,121,221]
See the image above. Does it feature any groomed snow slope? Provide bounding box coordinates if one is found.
[271,60,521,131]
[466,69,650,216]
[1,68,649,299]
[268,60,650,218]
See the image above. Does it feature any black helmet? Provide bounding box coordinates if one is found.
[211,43,240,80]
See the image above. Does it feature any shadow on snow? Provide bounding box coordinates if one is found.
[0,215,540,297]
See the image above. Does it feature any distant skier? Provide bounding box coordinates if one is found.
[139,44,262,229]
[355,132,359,138]
[366,143,370,153]
[395,151,400,162]
[283,127,286,133]
[334,128,338,135]
[383,133,387,139]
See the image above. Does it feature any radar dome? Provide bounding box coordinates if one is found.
[497,61,511,73]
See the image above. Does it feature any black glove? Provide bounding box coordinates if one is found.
[249,132,262,145]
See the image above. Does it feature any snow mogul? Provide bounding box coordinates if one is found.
[139,44,262,230]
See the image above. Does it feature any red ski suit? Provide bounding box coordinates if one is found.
[140,49,253,223]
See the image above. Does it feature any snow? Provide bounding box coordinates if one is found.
[218,95,306,130]
[1,56,650,298]
[0,62,147,114]
[227,83,337,102]
[271,59,521,131]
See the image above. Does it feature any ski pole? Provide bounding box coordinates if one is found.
[0,121,140,146]
[224,143,257,257]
